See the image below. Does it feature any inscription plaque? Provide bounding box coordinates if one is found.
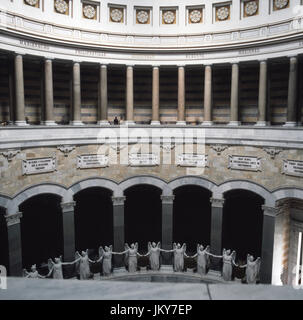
[22,157,56,175]
[228,155,261,171]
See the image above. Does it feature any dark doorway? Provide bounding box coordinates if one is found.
[74,187,113,252]
[173,185,212,254]
[125,185,162,251]
[20,194,63,268]
[0,208,8,271]
[223,189,264,260]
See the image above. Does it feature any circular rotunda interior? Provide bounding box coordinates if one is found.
[0,0,303,295]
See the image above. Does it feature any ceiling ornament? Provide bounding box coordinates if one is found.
[163,11,175,24]
[245,1,258,16]
[217,6,229,21]
[137,10,149,24]
[83,5,96,19]
[111,8,123,22]
[274,0,289,9]
[25,0,39,6]
[189,10,202,23]
[55,0,68,14]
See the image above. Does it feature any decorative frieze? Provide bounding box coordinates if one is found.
[1,149,20,162]
[22,157,56,175]
[228,155,262,171]
[77,154,109,169]
[282,159,303,177]
[57,145,75,157]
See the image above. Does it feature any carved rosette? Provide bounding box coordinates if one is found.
[83,5,96,19]
[55,0,68,14]
[274,0,289,10]
[25,0,39,6]
[57,145,75,157]
[245,1,258,16]
[5,212,23,227]
[216,6,230,21]
[137,10,149,24]
[189,9,202,24]
[110,8,123,23]
[163,10,176,24]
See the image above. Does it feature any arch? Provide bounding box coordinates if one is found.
[0,195,10,212]
[168,176,216,195]
[215,180,275,206]
[119,175,168,195]
[68,177,120,199]
[272,188,303,203]
[7,184,68,215]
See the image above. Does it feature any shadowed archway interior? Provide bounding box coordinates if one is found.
[124,185,162,251]
[20,194,63,268]
[0,207,8,271]
[222,189,264,261]
[173,185,212,254]
[74,187,113,253]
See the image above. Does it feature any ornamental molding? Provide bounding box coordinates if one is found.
[57,145,76,157]
[1,149,20,162]
[262,147,283,159]
[210,144,228,155]
[5,212,23,226]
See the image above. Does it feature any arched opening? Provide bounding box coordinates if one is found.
[124,185,162,251]
[20,194,63,268]
[173,185,212,254]
[74,187,113,252]
[223,189,264,260]
[0,207,8,271]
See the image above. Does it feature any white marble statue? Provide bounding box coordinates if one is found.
[170,243,187,272]
[124,243,142,273]
[222,249,236,281]
[47,256,78,279]
[241,254,261,284]
[23,264,45,279]
[145,242,162,271]
[192,244,210,275]
[97,245,120,276]
[75,250,95,280]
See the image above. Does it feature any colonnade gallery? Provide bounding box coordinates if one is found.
[0,0,303,298]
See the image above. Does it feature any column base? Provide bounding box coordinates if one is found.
[176,121,186,125]
[43,120,57,126]
[151,120,161,125]
[14,121,29,126]
[202,121,213,126]
[97,120,110,126]
[255,121,269,126]
[227,121,241,126]
[283,122,297,127]
[70,120,84,126]
[123,120,136,126]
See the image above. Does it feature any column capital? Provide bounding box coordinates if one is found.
[99,63,108,68]
[210,197,225,208]
[112,196,126,206]
[177,64,185,68]
[204,63,213,67]
[5,212,22,226]
[61,201,76,213]
[152,65,160,69]
[161,195,175,204]
[258,59,267,63]
[262,205,278,217]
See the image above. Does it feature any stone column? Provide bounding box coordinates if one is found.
[44,59,56,125]
[60,202,76,262]
[256,60,268,126]
[210,197,225,271]
[285,56,298,127]
[151,66,160,125]
[177,66,186,125]
[260,205,278,284]
[161,195,175,265]
[8,57,15,124]
[112,196,126,268]
[98,64,109,125]
[125,66,135,125]
[14,55,27,126]
[5,212,23,276]
[203,65,213,125]
[228,63,240,126]
[71,62,83,125]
